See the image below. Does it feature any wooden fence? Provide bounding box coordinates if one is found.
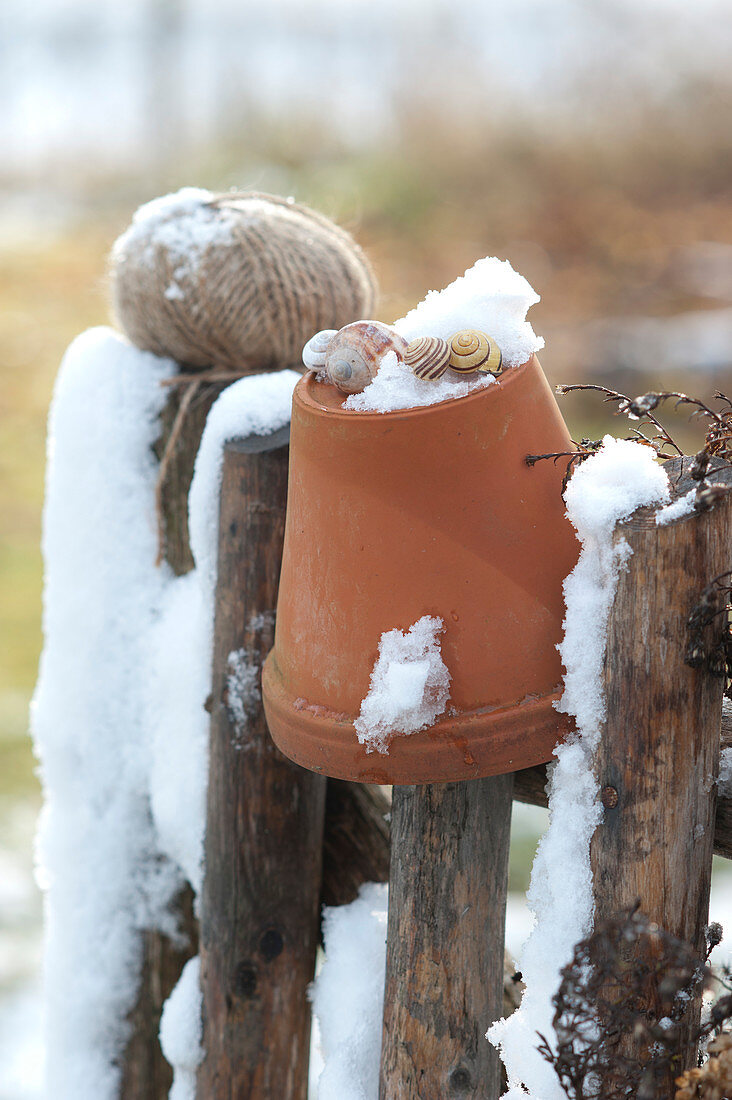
[122,398,732,1099]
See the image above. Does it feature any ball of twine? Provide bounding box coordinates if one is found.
[110,189,378,373]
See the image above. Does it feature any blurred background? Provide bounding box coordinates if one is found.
[2,0,732,1094]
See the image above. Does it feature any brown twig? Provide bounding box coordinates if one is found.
[556,384,685,457]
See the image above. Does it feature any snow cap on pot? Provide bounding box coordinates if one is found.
[262,258,581,785]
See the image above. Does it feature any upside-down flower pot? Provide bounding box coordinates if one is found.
[262,356,579,784]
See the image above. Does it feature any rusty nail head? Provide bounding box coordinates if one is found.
[601,785,619,809]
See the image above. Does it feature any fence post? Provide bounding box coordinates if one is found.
[196,435,327,1098]
[591,466,732,1091]
[379,777,513,1100]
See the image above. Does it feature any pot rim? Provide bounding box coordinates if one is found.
[300,354,535,422]
[263,651,574,784]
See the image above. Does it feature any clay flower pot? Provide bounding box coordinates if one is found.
[262,356,579,784]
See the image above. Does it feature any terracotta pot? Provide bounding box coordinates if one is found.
[262,356,579,784]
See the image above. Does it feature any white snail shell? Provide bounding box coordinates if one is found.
[324,320,408,394]
[449,329,502,374]
[302,329,338,371]
[405,337,451,381]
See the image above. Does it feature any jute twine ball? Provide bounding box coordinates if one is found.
[110,188,378,372]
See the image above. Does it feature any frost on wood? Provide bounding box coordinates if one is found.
[345,256,542,413]
[147,369,299,1089]
[309,883,388,1100]
[489,437,670,1100]
[354,616,450,754]
[226,647,261,741]
[149,369,299,896]
[159,956,203,1100]
[32,325,298,1099]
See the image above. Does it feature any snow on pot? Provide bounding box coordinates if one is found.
[110,188,377,373]
[262,258,581,784]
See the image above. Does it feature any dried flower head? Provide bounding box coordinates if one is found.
[538,908,709,1100]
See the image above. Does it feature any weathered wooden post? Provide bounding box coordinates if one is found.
[196,434,327,1099]
[380,778,513,1100]
[591,462,732,1092]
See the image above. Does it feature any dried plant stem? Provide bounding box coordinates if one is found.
[154,380,203,566]
[556,383,684,457]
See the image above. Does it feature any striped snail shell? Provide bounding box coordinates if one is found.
[405,337,451,381]
[302,329,338,371]
[449,329,501,374]
[324,320,409,394]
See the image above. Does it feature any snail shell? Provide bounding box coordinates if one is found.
[324,320,408,394]
[449,329,500,374]
[477,336,503,375]
[405,337,451,381]
[302,329,338,371]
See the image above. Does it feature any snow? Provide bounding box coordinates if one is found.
[489,436,671,1099]
[343,350,496,413]
[395,257,543,363]
[32,325,298,1099]
[354,616,450,754]
[188,371,299,598]
[309,883,388,1100]
[31,328,184,1099]
[656,486,697,525]
[159,956,204,1100]
[144,569,210,895]
[343,256,542,413]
